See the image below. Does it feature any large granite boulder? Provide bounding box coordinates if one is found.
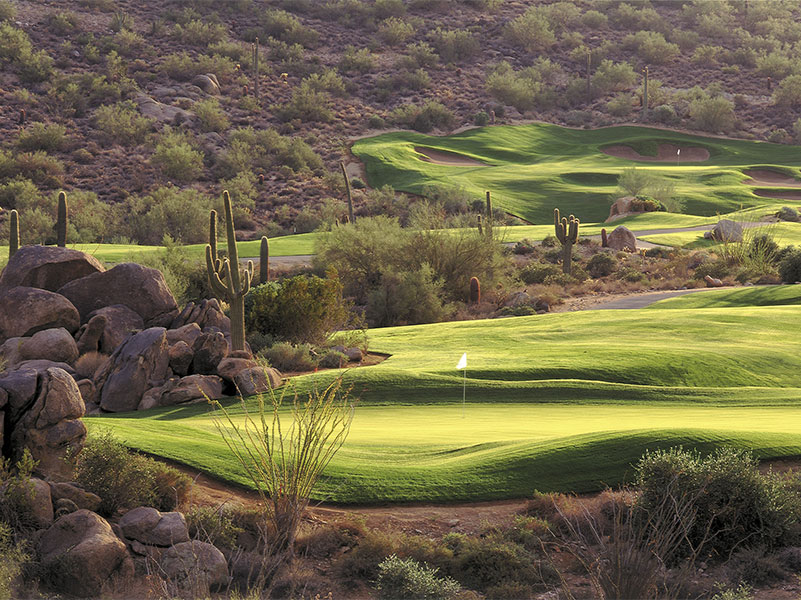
[0,368,39,421]
[95,327,170,412]
[233,367,282,396]
[10,367,86,480]
[168,341,193,377]
[0,287,79,341]
[49,482,102,512]
[160,540,228,595]
[19,328,79,365]
[87,305,144,353]
[159,375,224,406]
[708,219,744,242]
[0,246,104,292]
[166,322,202,347]
[75,314,107,355]
[39,509,133,598]
[191,331,228,375]
[119,507,189,547]
[606,226,638,251]
[171,299,230,333]
[57,263,178,328]
[217,357,259,383]
[0,477,54,529]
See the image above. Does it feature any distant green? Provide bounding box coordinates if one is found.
[650,284,801,309]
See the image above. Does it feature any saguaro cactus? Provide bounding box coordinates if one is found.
[469,276,481,304]
[554,208,580,275]
[252,37,260,100]
[57,191,68,247]
[259,235,269,284]
[205,191,253,352]
[340,161,354,224]
[9,209,19,259]
[484,191,493,238]
[642,65,649,121]
[601,228,608,248]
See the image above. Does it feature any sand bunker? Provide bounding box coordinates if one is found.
[753,188,801,200]
[602,143,710,162]
[415,146,488,167]
[743,169,801,187]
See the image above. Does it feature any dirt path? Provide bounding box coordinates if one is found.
[568,287,736,311]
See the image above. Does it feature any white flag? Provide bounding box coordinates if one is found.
[456,353,467,370]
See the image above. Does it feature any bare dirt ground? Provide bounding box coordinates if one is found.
[414,146,488,167]
[744,169,801,187]
[755,189,801,200]
[601,143,710,162]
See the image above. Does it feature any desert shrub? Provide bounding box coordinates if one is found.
[592,60,637,95]
[520,262,560,285]
[405,41,439,68]
[0,23,54,83]
[622,31,679,65]
[587,252,617,278]
[172,19,227,46]
[8,151,63,188]
[110,10,134,32]
[151,130,204,181]
[16,123,67,152]
[0,521,27,600]
[275,79,333,122]
[504,6,556,52]
[193,97,230,132]
[367,265,448,327]
[635,447,801,562]
[185,505,242,548]
[318,350,348,369]
[607,93,634,117]
[429,27,478,63]
[0,1,15,21]
[93,100,153,145]
[339,45,374,74]
[377,17,416,46]
[773,74,801,108]
[581,9,607,28]
[246,273,349,345]
[777,206,799,222]
[485,61,557,112]
[389,100,454,132]
[779,247,801,282]
[376,555,460,600]
[333,530,397,581]
[161,51,235,81]
[46,10,79,34]
[215,126,322,178]
[618,167,655,197]
[259,342,317,372]
[122,186,214,245]
[256,8,319,47]
[651,103,679,125]
[74,431,191,516]
[611,3,662,30]
[690,95,735,132]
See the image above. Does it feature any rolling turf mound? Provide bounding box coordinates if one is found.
[352,123,801,223]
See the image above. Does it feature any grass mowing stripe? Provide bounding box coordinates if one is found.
[650,285,801,309]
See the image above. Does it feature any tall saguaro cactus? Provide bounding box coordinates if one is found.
[484,191,493,238]
[642,65,649,121]
[9,209,19,259]
[259,235,269,284]
[206,191,253,352]
[57,191,68,247]
[252,37,260,101]
[340,161,354,224]
[554,208,579,275]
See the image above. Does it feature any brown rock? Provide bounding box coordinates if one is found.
[216,357,258,383]
[49,482,102,512]
[119,507,189,546]
[233,367,282,396]
[20,328,79,365]
[160,374,224,406]
[39,509,134,598]
[95,327,170,413]
[160,541,228,595]
[57,263,179,328]
[0,287,80,341]
[166,322,202,347]
[76,378,96,405]
[76,314,107,355]
[88,305,144,353]
[168,341,193,377]
[191,331,228,375]
[606,226,638,251]
[0,245,105,292]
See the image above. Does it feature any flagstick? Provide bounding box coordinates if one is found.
[462,368,466,418]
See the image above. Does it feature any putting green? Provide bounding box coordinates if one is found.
[353,123,801,223]
[90,304,801,503]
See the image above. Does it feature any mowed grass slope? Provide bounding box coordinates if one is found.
[353,123,801,223]
[90,305,801,503]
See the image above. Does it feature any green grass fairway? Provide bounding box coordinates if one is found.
[62,233,318,263]
[639,221,801,248]
[352,123,801,223]
[90,305,801,503]
[650,285,801,309]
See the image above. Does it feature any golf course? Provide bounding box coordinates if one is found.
[88,286,801,504]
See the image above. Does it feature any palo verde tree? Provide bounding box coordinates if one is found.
[205,190,253,351]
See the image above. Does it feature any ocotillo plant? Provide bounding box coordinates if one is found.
[9,209,19,259]
[252,37,260,100]
[260,235,269,284]
[340,161,354,224]
[601,228,608,248]
[205,191,253,352]
[57,191,68,247]
[484,191,493,238]
[554,208,579,275]
[469,276,481,304]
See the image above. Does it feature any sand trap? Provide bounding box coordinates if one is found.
[602,143,710,162]
[753,188,801,200]
[415,146,488,167]
[743,169,801,187]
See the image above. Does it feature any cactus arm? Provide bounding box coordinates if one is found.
[209,209,218,271]
[259,236,269,283]
[9,209,19,258]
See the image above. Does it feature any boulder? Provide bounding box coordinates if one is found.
[503,291,532,308]
[76,314,107,355]
[0,337,23,367]
[134,91,193,124]
[0,476,55,529]
[169,341,194,377]
[76,378,96,405]
[19,328,79,365]
[119,507,189,546]
[15,359,75,375]
[0,368,39,421]
[49,482,102,512]
[54,498,79,519]
[0,287,79,341]
[166,322,202,347]
[159,375,223,406]
[96,327,170,413]
[39,509,133,598]
[710,219,743,242]
[233,367,282,396]
[704,274,724,287]
[216,357,259,383]
[10,368,86,480]
[0,388,6,409]
[171,299,230,333]
[606,196,635,221]
[191,73,220,95]
[88,305,144,353]
[191,331,228,375]
[138,382,169,411]
[607,226,638,251]
[0,245,104,292]
[57,263,179,328]
[160,541,228,595]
